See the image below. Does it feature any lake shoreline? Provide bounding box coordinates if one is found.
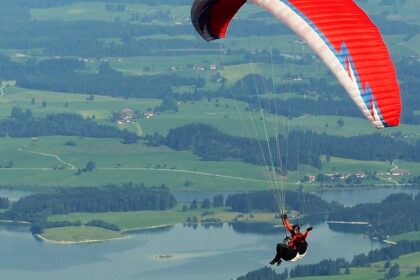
[36,232,128,244]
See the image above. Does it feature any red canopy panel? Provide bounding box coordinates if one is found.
[191,0,247,41]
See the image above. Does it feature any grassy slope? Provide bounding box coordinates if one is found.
[0,136,279,190]
[390,232,420,243]
[3,87,419,140]
[291,253,420,280]
[2,134,416,189]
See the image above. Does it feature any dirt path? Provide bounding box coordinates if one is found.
[380,160,400,186]
[98,167,270,183]
[22,150,76,169]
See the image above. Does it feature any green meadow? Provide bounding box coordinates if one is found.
[49,205,208,231]
[0,136,276,190]
[1,134,415,190]
[30,2,191,23]
[41,226,122,242]
[47,206,277,238]
[3,87,419,141]
[290,253,420,280]
[1,85,419,191]
[0,86,160,123]
[390,232,420,243]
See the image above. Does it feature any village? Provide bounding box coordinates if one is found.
[113,108,160,124]
[304,168,410,184]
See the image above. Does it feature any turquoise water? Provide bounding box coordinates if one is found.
[316,187,420,207]
[0,222,383,280]
[1,187,414,279]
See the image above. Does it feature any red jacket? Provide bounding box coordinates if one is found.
[283,217,310,250]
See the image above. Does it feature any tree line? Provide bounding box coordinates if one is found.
[147,123,420,172]
[229,58,420,125]
[0,184,176,223]
[32,219,120,234]
[0,56,202,100]
[0,107,137,142]
[329,193,420,239]
[225,190,342,214]
[0,197,10,209]
[150,123,321,171]
[236,240,420,279]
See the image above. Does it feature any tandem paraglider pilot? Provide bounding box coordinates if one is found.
[270,214,313,266]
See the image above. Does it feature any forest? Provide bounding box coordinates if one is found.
[329,193,420,239]
[149,123,420,172]
[226,190,420,240]
[225,190,341,215]
[0,107,137,141]
[237,240,420,279]
[2,55,419,124]
[0,184,176,223]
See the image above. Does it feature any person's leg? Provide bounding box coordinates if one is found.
[297,241,308,255]
[282,247,298,261]
[270,244,284,265]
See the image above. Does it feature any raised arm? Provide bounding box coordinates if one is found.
[299,227,314,242]
[281,214,293,234]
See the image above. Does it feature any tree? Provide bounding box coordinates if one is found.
[64,141,76,146]
[213,194,224,208]
[0,197,10,209]
[337,118,344,127]
[202,198,211,209]
[82,161,96,172]
[42,101,47,108]
[31,223,44,235]
[385,263,400,279]
[122,132,138,144]
[190,199,198,210]
[31,97,35,105]
[344,267,351,275]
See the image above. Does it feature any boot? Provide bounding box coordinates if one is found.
[277,259,282,266]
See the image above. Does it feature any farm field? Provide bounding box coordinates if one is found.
[30,2,191,23]
[0,136,275,190]
[2,87,420,141]
[0,135,415,190]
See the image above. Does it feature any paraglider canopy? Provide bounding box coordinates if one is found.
[191,0,402,128]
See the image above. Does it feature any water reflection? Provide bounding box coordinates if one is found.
[316,187,420,207]
[0,221,384,280]
[327,223,370,234]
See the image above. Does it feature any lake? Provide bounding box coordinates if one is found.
[315,187,420,207]
[1,187,417,280]
[0,221,383,280]
[173,187,420,207]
